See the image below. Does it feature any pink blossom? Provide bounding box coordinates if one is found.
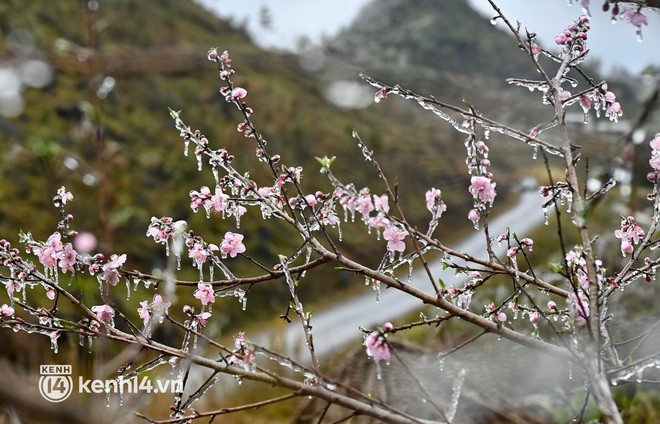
[304,194,317,208]
[138,300,150,324]
[569,291,590,322]
[5,281,21,296]
[650,134,660,151]
[189,243,209,266]
[207,48,218,61]
[139,294,171,325]
[374,88,388,103]
[615,217,645,256]
[469,176,497,205]
[57,186,73,205]
[35,246,57,268]
[623,8,649,27]
[468,208,480,224]
[196,312,212,328]
[520,238,534,250]
[231,87,247,99]
[73,232,97,254]
[194,282,215,306]
[220,232,246,258]
[364,331,390,363]
[101,254,126,286]
[383,226,408,253]
[529,311,540,325]
[579,94,592,112]
[91,304,115,326]
[56,243,77,273]
[0,304,14,317]
[211,188,229,213]
[46,288,55,300]
[234,331,246,350]
[368,213,390,229]
[605,102,622,121]
[507,247,519,258]
[547,301,557,310]
[356,195,374,219]
[373,194,389,213]
[650,157,660,171]
[425,188,443,212]
[47,232,63,251]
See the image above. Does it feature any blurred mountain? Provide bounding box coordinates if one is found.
[324,0,538,104]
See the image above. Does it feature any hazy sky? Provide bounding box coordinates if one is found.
[197,0,659,75]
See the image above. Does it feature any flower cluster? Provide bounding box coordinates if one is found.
[554,15,590,54]
[100,254,127,286]
[565,247,605,290]
[137,294,171,325]
[614,216,645,256]
[578,84,623,123]
[91,304,115,328]
[463,118,496,228]
[228,331,256,371]
[189,184,246,220]
[32,232,78,274]
[485,303,507,323]
[506,237,534,258]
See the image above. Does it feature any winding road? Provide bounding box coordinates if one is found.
[259,189,546,361]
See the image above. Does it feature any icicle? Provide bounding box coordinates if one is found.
[542,207,549,225]
[407,259,413,284]
[235,288,247,311]
[196,152,203,171]
[212,168,219,185]
[50,335,58,353]
[437,354,445,372]
[126,279,131,300]
[209,264,214,282]
[337,221,343,241]
[79,333,84,346]
[183,139,190,156]
[532,145,538,160]
[301,246,312,278]
[511,256,519,281]
[88,335,93,353]
[447,369,466,422]
[375,361,383,380]
[133,278,140,291]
